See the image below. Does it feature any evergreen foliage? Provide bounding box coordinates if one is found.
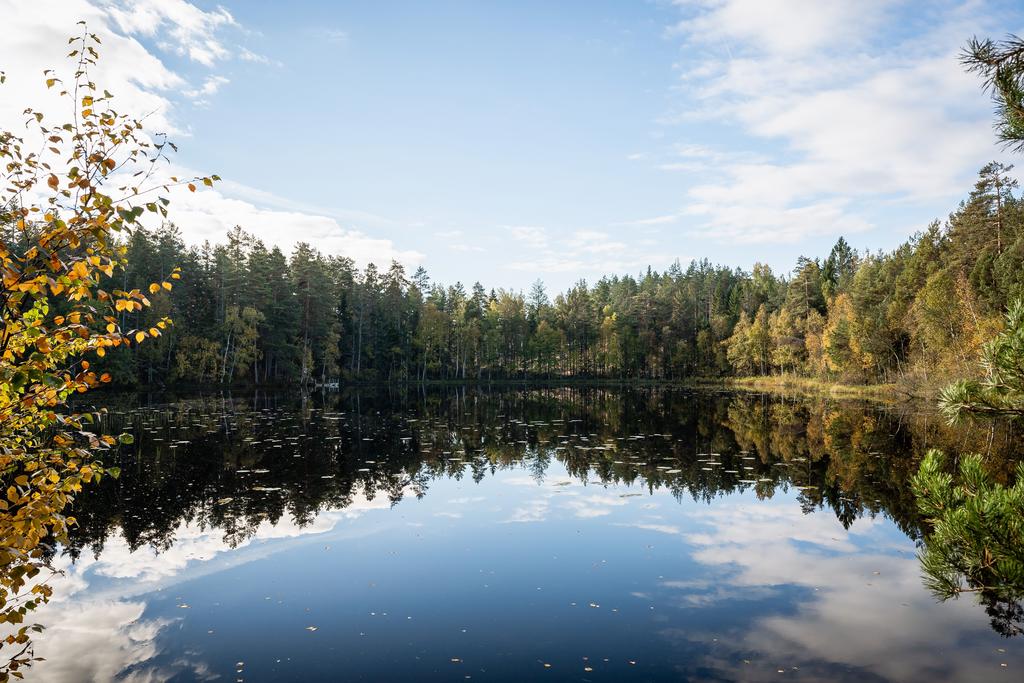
[912,450,1024,636]
[963,34,1024,151]
[78,159,1024,389]
[940,297,1024,421]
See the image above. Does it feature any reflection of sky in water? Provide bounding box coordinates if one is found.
[34,463,1022,682]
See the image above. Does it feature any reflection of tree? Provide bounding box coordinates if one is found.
[62,387,1024,640]
[912,450,1024,637]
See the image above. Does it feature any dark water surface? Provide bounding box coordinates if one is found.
[33,388,1024,682]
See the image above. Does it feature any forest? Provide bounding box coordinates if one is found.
[17,160,1018,391]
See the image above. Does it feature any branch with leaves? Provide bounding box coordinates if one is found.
[0,25,217,679]
[912,449,1024,636]
[939,298,1024,422]
[963,34,1024,151]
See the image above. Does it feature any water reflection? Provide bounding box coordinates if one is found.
[25,388,1024,681]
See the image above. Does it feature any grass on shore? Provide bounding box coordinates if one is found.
[714,375,901,401]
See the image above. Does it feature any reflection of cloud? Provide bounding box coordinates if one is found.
[685,502,869,552]
[564,493,628,518]
[91,489,393,583]
[677,501,1012,683]
[659,578,779,607]
[505,499,550,523]
[28,597,181,683]
[94,515,334,582]
[613,522,680,536]
[502,479,645,521]
[29,488,396,681]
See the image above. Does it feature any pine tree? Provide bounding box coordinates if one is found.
[963,35,1024,151]
[912,449,1024,636]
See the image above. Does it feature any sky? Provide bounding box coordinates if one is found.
[1,0,1023,293]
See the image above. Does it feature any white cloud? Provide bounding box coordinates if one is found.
[317,28,350,45]
[506,256,589,274]
[169,178,423,268]
[670,0,890,56]
[0,1,417,271]
[435,229,465,239]
[506,227,673,277]
[508,225,550,248]
[565,229,628,254]
[103,0,237,67]
[0,0,185,134]
[183,74,229,99]
[238,46,276,65]
[663,0,1009,244]
[434,229,486,254]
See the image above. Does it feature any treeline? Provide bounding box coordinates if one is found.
[33,161,1023,388]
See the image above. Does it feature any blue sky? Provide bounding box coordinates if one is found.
[3,0,1024,291]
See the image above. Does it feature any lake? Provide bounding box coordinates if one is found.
[28,387,1024,681]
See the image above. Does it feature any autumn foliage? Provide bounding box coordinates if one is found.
[0,27,215,678]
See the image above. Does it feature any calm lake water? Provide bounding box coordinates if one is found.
[30,388,1024,681]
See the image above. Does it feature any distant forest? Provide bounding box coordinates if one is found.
[19,161,1020,389]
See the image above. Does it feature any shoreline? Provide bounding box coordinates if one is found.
[715,376,906,402]
[113,375,921,403]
